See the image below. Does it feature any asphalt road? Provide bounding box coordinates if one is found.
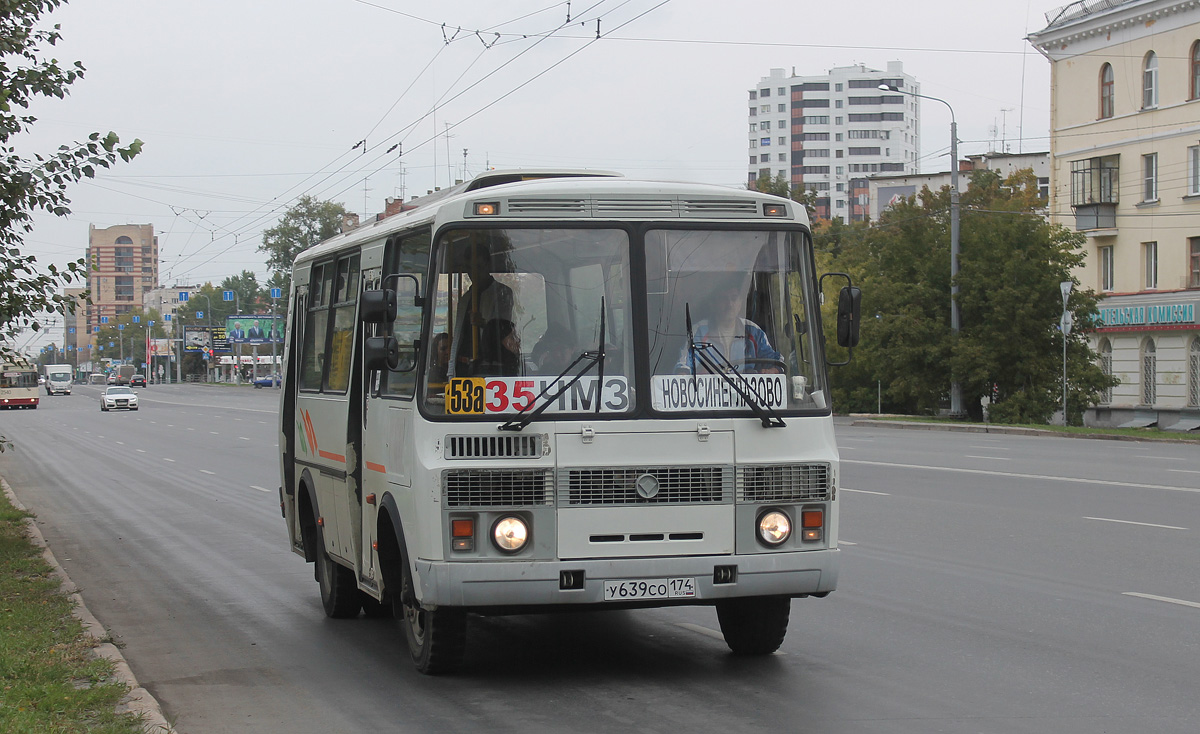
[2,386,1198,733]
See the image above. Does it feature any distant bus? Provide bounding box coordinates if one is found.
[278,170,861,673]
[1,361,40,409]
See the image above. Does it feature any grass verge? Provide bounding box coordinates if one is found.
[0,489,144,734]
[857,415,1200,442]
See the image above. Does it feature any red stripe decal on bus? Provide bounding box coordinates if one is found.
[366,461,386,473]
[318,450,346,463]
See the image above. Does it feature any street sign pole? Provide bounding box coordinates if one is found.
[1060,281,1074,426]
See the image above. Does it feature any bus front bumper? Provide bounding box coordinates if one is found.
[413,548,839,608]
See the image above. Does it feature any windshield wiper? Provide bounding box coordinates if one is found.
[499,298,607,432]
[684,302,786,429]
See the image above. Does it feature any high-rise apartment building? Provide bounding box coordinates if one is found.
[748,61,920,221]
[83,224,159,349]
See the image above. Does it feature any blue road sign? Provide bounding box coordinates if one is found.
[179,291,189,302]
[165,314,172,322]
[118,324,124,330]
[271,288,282,299]
[100,316,109,324]
[196,311,203,319]
[223,291,234,301]
[132,316,140,323]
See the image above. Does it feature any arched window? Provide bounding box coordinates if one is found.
[1143,52,1158,109]
[1191,42,1200,100]
[1141,338,1157,405]
[115,236,133,244]
[1100,63,1114,119]
[1099,338,1114,404]
[1189,336,1199,407]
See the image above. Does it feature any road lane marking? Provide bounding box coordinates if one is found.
[1135,455,1189,461]
[1084,517,1187,530]
[199,470,216,475]
[1167,469,1200,475]
[969,445,1010,450]
[136,449,146,453]
[238,437,250,441]
[676,622,726,641]
[250,485,271,493]
[1123,592,1200,610]
[163,458,175,462]
[842,488,890,495]
[965,455,1012,461]
[116,441,125,445]
[843,459,1200,494]
[839,540,857,545]
[209,431,218,435]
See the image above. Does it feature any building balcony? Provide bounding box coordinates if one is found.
[1073,202,1117,232]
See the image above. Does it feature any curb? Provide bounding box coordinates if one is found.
[2,476,175,733]
[847,418,1192,443]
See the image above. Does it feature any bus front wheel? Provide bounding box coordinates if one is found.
[715,596,791,655]
[395,556,465,674]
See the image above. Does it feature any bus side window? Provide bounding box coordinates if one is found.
[381,229,431,398]
[324,253,360,393]
[299,264,333,391]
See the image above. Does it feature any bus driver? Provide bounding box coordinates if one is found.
[675,277,782,374]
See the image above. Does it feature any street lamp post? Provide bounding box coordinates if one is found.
[881,83,963,416]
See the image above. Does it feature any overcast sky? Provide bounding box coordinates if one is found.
[17,0,1057,351]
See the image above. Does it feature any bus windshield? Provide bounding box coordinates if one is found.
[644,228,827,414]
[424,227,634,417]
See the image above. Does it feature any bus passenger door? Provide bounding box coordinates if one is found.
[361,230,430,580]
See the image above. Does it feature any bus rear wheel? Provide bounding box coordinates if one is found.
[395,558,465,674]
[316,539,362,619]
[715,596,791,655]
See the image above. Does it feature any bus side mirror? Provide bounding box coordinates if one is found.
[837,285,862,348]
[361,289,396,324]
[365,336,400,371]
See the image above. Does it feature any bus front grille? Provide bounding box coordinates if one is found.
[559,466,732,506]
[443,469,554,508]
[737,463,832,503]
[444,434,544,459]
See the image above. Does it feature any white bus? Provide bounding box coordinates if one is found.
[279,170,861,673]
[1,361,41,409]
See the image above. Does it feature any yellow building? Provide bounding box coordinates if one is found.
[1030,0,1200,430]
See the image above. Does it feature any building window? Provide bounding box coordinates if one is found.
[761,137,771,146]
[1190,146,1200,195]
[1189,337,1200,407]
[115,236,133,244]
[778,137,787,146]
[1100,63,1114,119]
[1190,237,1200,287]
[1099,245,1114,291]
[1141,339,1157,405]
[1143,52,1158,109]
[760,120,769,131]
[778,104,786,113]
[749,156,757,165]
[1143,241,1157,289]
[777,87,785,96]
[1099,339,1113,405]
[749,90,757,100]
[760,88,770,97]
[1142,153,1157,202]
[749,139,757,149]
[1071,156,1119,205]
[749,107,757,117]
[1192,41,1200,100]
[1038,177,1050,201]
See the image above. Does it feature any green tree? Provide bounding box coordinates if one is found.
[258,195,346,290]
[92,310,166,370]
[0,1,141,361]
[828,169,1114,424]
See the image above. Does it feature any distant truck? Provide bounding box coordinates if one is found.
[116,364,136,385]
[44,364,73,395]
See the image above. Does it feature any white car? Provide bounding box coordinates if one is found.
[100,385,139,412]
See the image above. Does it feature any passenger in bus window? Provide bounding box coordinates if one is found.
[450,246,514,376]
[428,332,451,384]
[675,278,782,374]
[530,325,575,374]
[476,319,522,376]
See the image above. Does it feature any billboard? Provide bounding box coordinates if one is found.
[225,314,283,345]
[183,326,230,353]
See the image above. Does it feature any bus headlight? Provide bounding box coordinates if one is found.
[757,510,791,546]
[492,516,529,553]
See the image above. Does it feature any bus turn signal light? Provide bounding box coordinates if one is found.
[802,510,823,528]
[763,203,787,217]
[451,518,474,551]
[474,202,499,216]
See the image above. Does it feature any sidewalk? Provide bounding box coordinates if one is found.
[845,415,1196,443]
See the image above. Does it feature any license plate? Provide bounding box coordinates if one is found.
[603,577,696,601]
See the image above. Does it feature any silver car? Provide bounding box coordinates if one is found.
[100,385,139,411]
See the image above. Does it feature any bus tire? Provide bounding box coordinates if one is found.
[316,534,361,619]
[715,596,791,655]
[395,554,465,674]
